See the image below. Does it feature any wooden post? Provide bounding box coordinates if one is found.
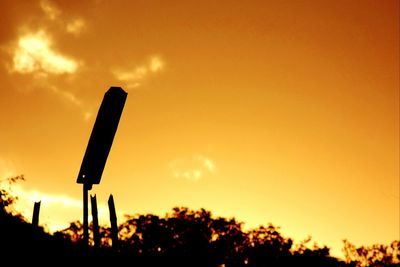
[91,194,100,249]
[108,194,118,249]
[32,201,41,227]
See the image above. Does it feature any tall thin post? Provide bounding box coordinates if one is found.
[108,194,118,249]
[91,194,100,249]
[83,183,89,246]
[32,201,41,227]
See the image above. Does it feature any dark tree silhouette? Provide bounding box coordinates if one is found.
[343,239,400,267]
[0,175,25,213]
[1,179,399,266]
[113,207,347,266]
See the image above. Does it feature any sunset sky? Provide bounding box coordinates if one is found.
[0,0,398,258]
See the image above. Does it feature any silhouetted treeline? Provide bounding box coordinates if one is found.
[1,176,399,266]
[55,207,399,267]
[0,176,85,263]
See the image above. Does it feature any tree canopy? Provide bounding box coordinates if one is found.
[1,176,399,266]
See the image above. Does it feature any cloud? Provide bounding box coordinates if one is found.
[40,0,61,21]
[66,18,86,35]
[40,0,86,35]
[44,85,94,121]
[149,56,164,72]
[1,1,95,121]
[11,30,78,75]
[169,155,216,182]
[197,155,216,173]
[48,85,82,107]
[7,30,89,118]
[6,29,89,118]
[112,56,165,89]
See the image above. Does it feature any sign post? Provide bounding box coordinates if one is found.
[83,183,89,245]
[76,87,127,247]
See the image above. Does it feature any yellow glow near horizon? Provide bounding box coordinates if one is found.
[6,183,120,233]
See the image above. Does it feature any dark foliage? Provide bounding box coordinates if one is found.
[342,239,400,267]
[1,177,398,266]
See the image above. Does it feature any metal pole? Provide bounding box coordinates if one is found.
[83,183,89,246]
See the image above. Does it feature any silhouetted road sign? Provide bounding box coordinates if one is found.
[77,87,127,185]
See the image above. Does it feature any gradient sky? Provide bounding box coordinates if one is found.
[0,0,398,258]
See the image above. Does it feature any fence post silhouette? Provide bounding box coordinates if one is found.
[108,194,118,249]
[32,201,41,227]
[91,194,100,249]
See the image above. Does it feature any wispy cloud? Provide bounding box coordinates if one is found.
[11,30,78,75]
[47,85,94,121]
[149,56,164,72]
[7,29,90,118]
[2,1,94,120]
[40,0,86,36]
[40,0,61,21]
[48,85,82,107]
[169,155,216,182]
[197,155,216,173]
[112,56,165,89]
[66,18,86,35]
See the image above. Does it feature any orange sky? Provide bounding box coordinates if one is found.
[0,0,398,258]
